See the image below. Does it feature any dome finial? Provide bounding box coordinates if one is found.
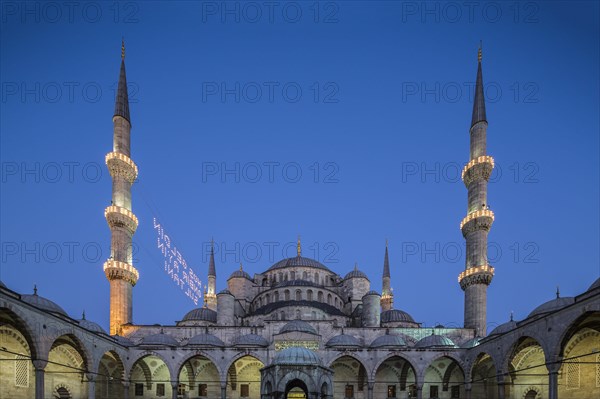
[239,262,243,271]
[33,284,37,295]
[556,286,560,298]
[510,311,514,322]
[82,310,86,320]
[297,235,301,257]
[354,262,358,271]
[121,37,125,60]
[478,40,482,62]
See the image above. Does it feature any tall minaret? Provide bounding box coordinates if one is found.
[381,240,393,311]
[103,40,139,335]
[205,240,217,310]
[459,45,495,337]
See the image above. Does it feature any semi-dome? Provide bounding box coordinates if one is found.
[588,278,600,292]
[267,256,331,272]
[461,337,481,348]
[326,334,362,348]
[233,334,269,347]
[381,309,415,323]
[344,265,369,280]
[21,288,68,317]
[489,320,517,336]
[181,307,217,323]
[415,334,457,348]
[528,297,575,318]
[272,347,321,365]
[140,333,179,347]
[187,333,225,347]
[279,320,318,335]
[370,334,407,348]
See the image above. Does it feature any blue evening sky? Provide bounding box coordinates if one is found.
[1,1,599,333]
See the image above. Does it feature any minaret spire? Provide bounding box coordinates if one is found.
[205,239,217,310]
[381,240,393,311]
[459,45,495,337]
[297,235,301,257]
[104,41,139,335]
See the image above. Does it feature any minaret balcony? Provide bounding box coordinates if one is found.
[106,152,138,184]
[460,209,494,236]
[458,265,494,290]
[103,259,139,286]
[105,205,138,234]
[462,155,494,187]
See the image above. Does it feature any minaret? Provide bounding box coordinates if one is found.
[459,45,495,337]
[205,240,217,311]
[103,40,139,335]
[381,240,393,311]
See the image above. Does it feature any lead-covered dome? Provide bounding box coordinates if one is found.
[370,334,408,348]
[78,317,106,334]
[344,265,369,280]
[381,309,415,323]
[272,347,321,365]
[187,333,225,347]
[180,308,217,323]
[528,297,575,318]
[489,320,517,336]
[268,256,331,272]
[21,288,68,317]
[228,269,252,280]
[415,334,457,348]
[326,334,362,348]
[233,334,269,347]
[279,320,318,335]
[461,337,481,348]
[588,278,600,292]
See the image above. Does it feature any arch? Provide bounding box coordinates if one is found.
[275,291,280,301]
[307,290,313,301]
[225,354,264,399]
[470,352,498,399]
[556,311,600,358]
[128,351,174,389]
[425,355,466,396]
[95,350,126,399]
[296,289,302,301]
[0,305,39,359]
[523,386,540,398]
[178,354,220,398]
[329,355,368,394]
[276,369,318,395]
[285,378,308,398]
[372,354,419,397]
[318,291,323,302]
[54,384,72,398]
[46,332,93,372]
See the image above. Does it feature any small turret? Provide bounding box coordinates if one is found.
[362,291,381,327]
[217,290,235,326]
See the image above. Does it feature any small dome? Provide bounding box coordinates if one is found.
[228,268,252,280]
[218,289,233,295]
[381,309,415,323]
[279,320,317,335]
[588,278,600,292]
[326,334,362,348]
[344,266,369,280]
[461,337,481,348]
[272,347,321,365]
[267,256,331,272]
[21,289,68,316]
[370,334,407,348]
[0,281,6,289]
[415,334,457,348]
[140,333,179,347]
[187,333,225,347]
[78,318,106,334]
[233,334,269,347]
[489,320,517,336]
[528,297,575,318]
[113,335,134,347]
[181,308,217,323]
[363,290,380,297]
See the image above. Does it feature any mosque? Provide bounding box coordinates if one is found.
[0,44,599,399]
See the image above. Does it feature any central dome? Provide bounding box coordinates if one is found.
[267,256,331,272]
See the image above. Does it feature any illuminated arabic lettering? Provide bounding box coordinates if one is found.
[153,217,202,305]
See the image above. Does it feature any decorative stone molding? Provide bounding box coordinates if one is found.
[460,210,494,237]
[106,152,138,184]
[462,156,494,187]
[105,206,138,235]
[103,260,139,286]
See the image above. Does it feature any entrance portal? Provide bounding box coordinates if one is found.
[285,379,308,399]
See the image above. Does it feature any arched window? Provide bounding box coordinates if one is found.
[296,309,301,319]
[274,291,279,301]
[335,298,338,307]
[278,272,283,282]
[315,273,319,284]
[302,271,308,280]
[265,294,270,304]
[284,273,288,282]
[257,298,262,308]
[311,311,317,319]
[318,291,323,302]
[290,271,295,280]
[280,311,286,320]
[284,290,290,301]
[525,391,537,399]
[307,290,313,301]
[296,290,302,301]
[327,294,332,305]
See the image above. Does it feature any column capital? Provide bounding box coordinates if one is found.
[86,373,96,383]
[32,359,47,370]
[546,360,562,374]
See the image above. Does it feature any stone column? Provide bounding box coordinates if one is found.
[171,382,178,399]
[416,385,423,399]
[464,382,472,399]
[547,361,561,399]
[367,381,374,399]
[497,375,506,399]
[221,382,227,399]
[86,373,96,399]
[32,359,47,399]
[122,381,130,399]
